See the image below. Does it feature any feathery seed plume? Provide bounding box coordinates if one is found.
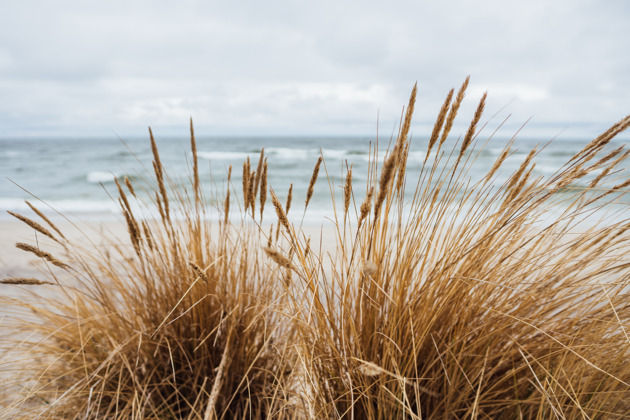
[25,201,66,240]
[8,211,60,244]
[271,188,291,234]
[124,176,136,197]
[440,76,470,146]
[359,187,374,228]
[190,118,200,204]
[242,158,250,212]
[263,246,294,270]
[344,165,353,215]
[305,156,323,210]
[426,88,454,163]
[15,242,69,269]
[260,160,268,221]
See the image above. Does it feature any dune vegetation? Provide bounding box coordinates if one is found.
[2,78,630,418]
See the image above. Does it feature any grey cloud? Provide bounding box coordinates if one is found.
[0,0,627,138]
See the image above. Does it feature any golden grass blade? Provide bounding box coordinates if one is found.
[190,118,200,205]
[305,156,323,210]
[7,210,61,244]
[15,242,69,269]
[440,76,470,147]
[426,88,454,163]
[25,200,66,240]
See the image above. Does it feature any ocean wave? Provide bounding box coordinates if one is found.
[0,198,120,216]
[197,151,253,161]
[87,171,118,184]
[266,147,311,160]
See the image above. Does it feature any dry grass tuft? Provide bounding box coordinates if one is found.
[2,81,630,419]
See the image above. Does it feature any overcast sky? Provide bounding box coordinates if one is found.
[0,0,628,139]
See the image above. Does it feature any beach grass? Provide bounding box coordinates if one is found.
[2,79,630,418]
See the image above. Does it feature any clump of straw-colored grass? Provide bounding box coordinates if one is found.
[280,81,630,418]
[1,124,295,419]
[2,79,630,419]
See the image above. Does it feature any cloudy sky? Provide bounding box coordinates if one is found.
[0,0,628,139]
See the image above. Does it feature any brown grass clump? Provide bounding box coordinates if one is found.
[280,81,630,418]
[1,126,295,419]
[2,79,630,419]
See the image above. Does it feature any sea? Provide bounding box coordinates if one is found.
[1,135,628,226]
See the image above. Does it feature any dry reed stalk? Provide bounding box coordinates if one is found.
[305,156,323,210]
[304,237,311,258]
[374,148,398,219]
[271,188,291,234]
[285,183,293,215]
[453,92,487,173]
[142,221,154,251]
[589,166,612,189]
[391,85,417,193]
[124,176,136,197]
[425,88,454,163]
[484,146,511,183]
[7,210,61,244]
[189,261,210,283]
[254,148,265,199]
[400,83,417,142]
[115,178,132,213]
[357,362,384,377]
[260,160,268,221]
[344,165,353,216]
[461,92,487,156]
[224,165,232,225]
[263,247,294,270]
[149,127,170,222]
[155,191,166,222]
[122,207,142,256]
[396,142,410,193]
[1,277,55,285]
[586,178,630,206]
[358,187,374,228]
[590,145,624,170]
[190,118,200,204]
[249,169,257,215]
[242,158,250,212]
[276,184,293,241]
[267,224,273,248]
[440,76,470,146]
[116,178,142,254]
[573,115,630,163]
[204,330,232,420]
[506,149,537,193]
[25,200,66,240]
[15,242,69,269]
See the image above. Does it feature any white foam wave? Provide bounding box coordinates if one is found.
[0,198,119,216]
[266,147,311,160]
[87,171,118,183]
[197,151,252,161]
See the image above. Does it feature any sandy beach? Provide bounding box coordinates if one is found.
[0,217,339,282]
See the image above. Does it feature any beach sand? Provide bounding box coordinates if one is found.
[0,218,339,281]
